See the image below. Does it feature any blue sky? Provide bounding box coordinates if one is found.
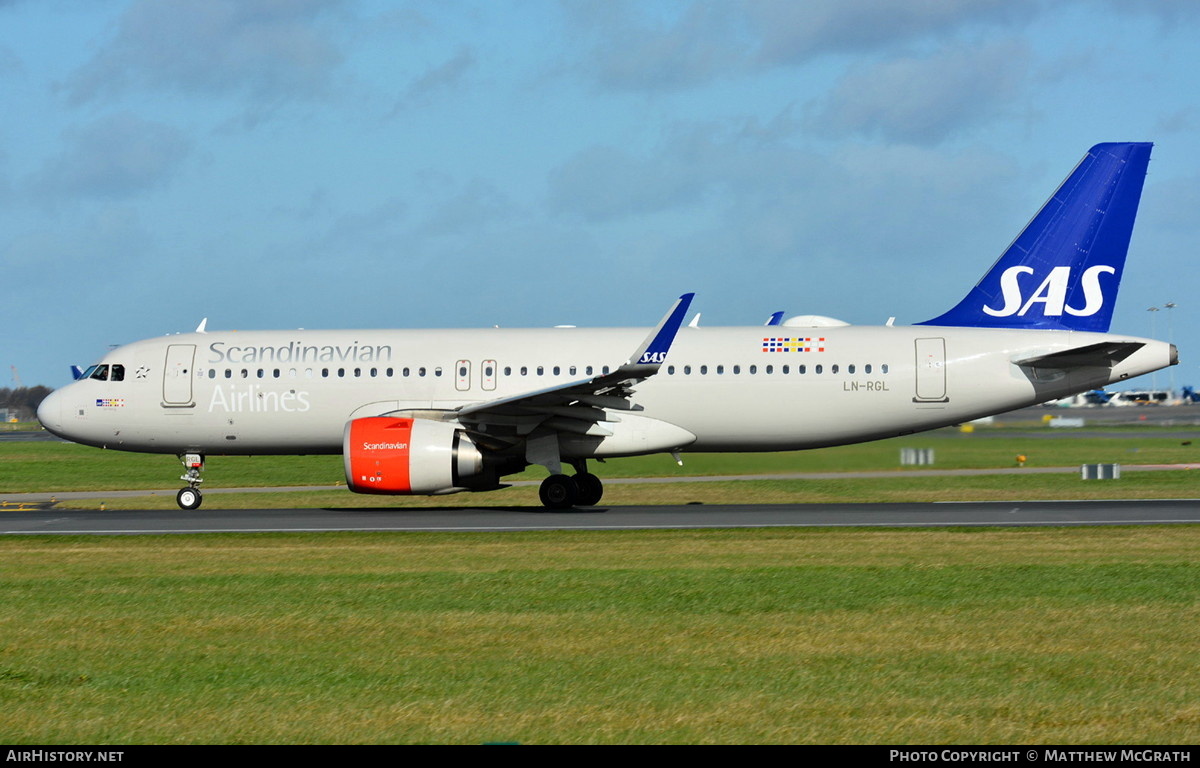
[3,0,1199,390]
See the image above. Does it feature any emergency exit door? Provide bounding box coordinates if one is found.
[914,337,948,403]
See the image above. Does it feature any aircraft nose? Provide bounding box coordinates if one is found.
[37,389,63,435]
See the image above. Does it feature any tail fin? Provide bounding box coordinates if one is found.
[919,142,1152,332]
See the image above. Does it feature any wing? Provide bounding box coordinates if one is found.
[452,294,694,469]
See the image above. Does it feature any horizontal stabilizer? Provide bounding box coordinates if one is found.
[1014,341,1144,370]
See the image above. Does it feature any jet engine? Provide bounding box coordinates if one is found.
[344,416,486,494]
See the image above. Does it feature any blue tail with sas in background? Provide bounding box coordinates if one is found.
[919,142,1152,333]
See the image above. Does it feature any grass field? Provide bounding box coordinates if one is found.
[3,427,1199,744]
[5,424,1200,495]
[1,527,1197,744]
[19,470,1200,511]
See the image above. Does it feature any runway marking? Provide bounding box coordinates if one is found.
[6,519,1200,536]
[7,464,1200,504]
[934,498,1200,503]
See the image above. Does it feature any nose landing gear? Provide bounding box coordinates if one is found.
[176,453,204,510]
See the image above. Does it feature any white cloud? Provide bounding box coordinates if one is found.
[28,113,191,201]
[563,0,1039,92]
[566,0,750,91]
[393,47,476,111]
[747,0,1036,65]
[805,40,1030,144]
[65,0,348,114]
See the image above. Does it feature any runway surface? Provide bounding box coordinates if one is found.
[3,498,1200,535]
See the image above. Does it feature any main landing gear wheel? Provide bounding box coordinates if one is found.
[539,474,579,510]
[176,487,203,510]
[574,472,603,506]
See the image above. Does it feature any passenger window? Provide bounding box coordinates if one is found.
[208,369,216,379]
[782,365,789,374]
[683,365,691,375]
[435,367,442,377]
[717,365,724,374]
[403,368,410,377]
[848,364,855,374]
[553,366,560,376]
[386,368,393,377]
[419,367,426,377]
[865,364,872,374]
[832,364,839,374]
[537,366,544,376]
[667,365,675,375]
[569,366,576,376]
[815,365,823,374]
[354,368,361,377]
[799,365,806,374]
[765,365,773,374]
[274,369,281,378]
[257,369,265,379]
[225,369,232,379]
[733,365,741,374]
[882,364,889,374]
[504,367,511,376]
[700,365,708,375]
[586,366,594,375]
[241,369,249,378]
[749,365,757,374]
[520,366,528,376]
[337,368,345,378]
[322,368,329,378]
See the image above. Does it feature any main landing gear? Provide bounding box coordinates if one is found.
[176,453,204,510]
[537,464,604,510]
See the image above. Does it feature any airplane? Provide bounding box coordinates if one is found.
[37,142,1176,511]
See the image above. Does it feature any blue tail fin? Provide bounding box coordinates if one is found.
[919,142,1152,332]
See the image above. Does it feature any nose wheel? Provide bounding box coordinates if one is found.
[176,487,203,510]
[177,453,205,510]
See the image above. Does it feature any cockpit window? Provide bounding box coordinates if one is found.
[80,365,99,380]
[110,364,125,382]
[89,365,110,381]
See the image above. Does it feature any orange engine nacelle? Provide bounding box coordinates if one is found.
[343,416,485,495]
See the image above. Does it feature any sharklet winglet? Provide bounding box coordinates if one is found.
[624,293,694,371]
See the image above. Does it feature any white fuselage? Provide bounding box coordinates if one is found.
[38,324,1175,458]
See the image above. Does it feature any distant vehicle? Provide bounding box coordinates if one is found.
[38,143,1177,511]
[1110,390,1174,406]
[1045,390,1113,407]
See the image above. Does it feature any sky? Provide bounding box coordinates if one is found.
[3,0,1200,390]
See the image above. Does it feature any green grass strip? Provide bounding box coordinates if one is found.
[1,527,1198,744]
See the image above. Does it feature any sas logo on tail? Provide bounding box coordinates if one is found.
[983,265,1115,318]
